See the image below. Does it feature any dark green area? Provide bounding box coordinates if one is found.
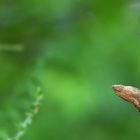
[0,0,140,140]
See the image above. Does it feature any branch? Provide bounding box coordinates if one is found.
[112,85,140,111]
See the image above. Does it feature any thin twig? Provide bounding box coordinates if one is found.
[7,86,43,140]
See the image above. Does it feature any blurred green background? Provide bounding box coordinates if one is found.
[0,0,140,140]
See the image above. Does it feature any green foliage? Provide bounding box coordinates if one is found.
[0,0,140,140]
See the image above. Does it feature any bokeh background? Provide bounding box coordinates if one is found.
[0,0,140,140]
